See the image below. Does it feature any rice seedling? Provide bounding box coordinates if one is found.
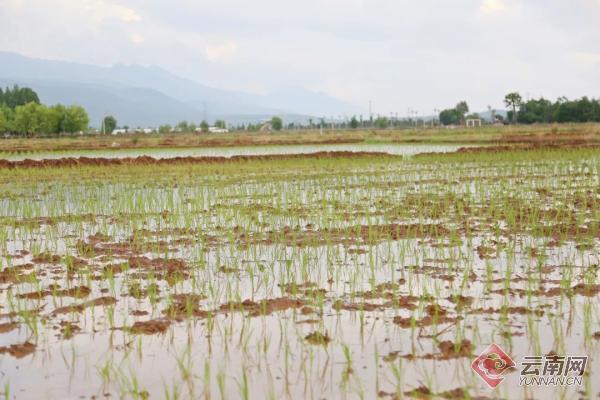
[0,145,597,398]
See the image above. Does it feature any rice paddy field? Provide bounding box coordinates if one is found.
[0,143,474,161]
[0,145,599,399]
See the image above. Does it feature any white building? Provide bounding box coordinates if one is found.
[208,126,229,133]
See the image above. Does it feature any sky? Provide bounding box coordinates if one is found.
[1,0,599,115]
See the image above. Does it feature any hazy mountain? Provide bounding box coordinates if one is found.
[475,109,508,121]
[261,88,363,117]
[0,52,362,127]
[0,78,211,128]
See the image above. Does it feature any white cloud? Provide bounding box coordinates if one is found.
[480,0,507,14]
[572,51,600,65]
[1,0,599,113]
[109,3,141,22]
[79,0,141,22]
[204,41,238,63]
[130,33,144,44]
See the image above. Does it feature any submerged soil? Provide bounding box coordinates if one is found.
[0,151,396,169]
[0,144,598,399]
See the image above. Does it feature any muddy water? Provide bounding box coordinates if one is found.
[0,143,478,161]
[0,153,598,399]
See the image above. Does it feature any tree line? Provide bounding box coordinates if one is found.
[0,85,89,135]
[436,93,600,126]
[504,92,600,124]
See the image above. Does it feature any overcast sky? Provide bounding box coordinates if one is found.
[1,0,599,114]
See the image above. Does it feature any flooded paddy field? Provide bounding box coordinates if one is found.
[0,147,598,399]
[0,142,478,161]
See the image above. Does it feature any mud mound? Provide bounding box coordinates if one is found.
[414,142,600,157]
[0,151,397,169]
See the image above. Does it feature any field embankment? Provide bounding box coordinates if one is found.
[0,123,599,152]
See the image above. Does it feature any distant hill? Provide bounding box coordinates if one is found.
[0,52,362,127]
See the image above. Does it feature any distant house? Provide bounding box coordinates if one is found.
[260,121,272,132]
[209,126,229,133]
[111,127,155,135]
[465,118,482,128]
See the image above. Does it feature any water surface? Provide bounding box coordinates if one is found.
[0,143,475,161]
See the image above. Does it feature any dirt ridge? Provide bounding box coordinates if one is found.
[0,151,397,169]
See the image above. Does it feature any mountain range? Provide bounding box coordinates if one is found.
[0,52,363,128]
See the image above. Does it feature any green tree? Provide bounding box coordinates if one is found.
[0,85,40,109]
[455,101,469,116]
[199,120,209,133]
[12,102,47,135]
[44,104,66,133]
[271,116,283,131]
[455,101,469,123]
[505,95,600,124]
[176,120,189,132]
[63,106,89,133]
[158,124,172,134]
[189,122,197,132]
[517,98,554,124]
[350,116,359,129]
[374,116,389,129]
[0,105,10,133]
[439,109,460,125]
[214,119,227,129]
[504,92,522,123]
[102,115,117,134]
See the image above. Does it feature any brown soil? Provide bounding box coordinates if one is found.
[0,341,36,358]
[401,340,473,361]
[58,321,81,339]
[335,301,382,312]
[0,151,395,169]
[244,223,451,248]
[437,340,473,359]
[51,296,117,315]
[470,306,545,316]
[164,294,209,319]
[280,282,327,297]
[219,297,305,317]
[18,286,91,300]
[31,252,62,264]
[571,283,600,296]
[129,319,171,335]
[393,314,459,328]
[304,331,331,345]
[0,322,19,333]
[399,386,492,400]
[127,256,189,284]
[0,135,364,152]
[413,141,600,158]
[456,142,600,154]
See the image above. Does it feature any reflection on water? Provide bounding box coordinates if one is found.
[0,143,476,160]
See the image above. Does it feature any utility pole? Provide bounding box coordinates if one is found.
[102,112,107,135]
[433,109,439,127]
